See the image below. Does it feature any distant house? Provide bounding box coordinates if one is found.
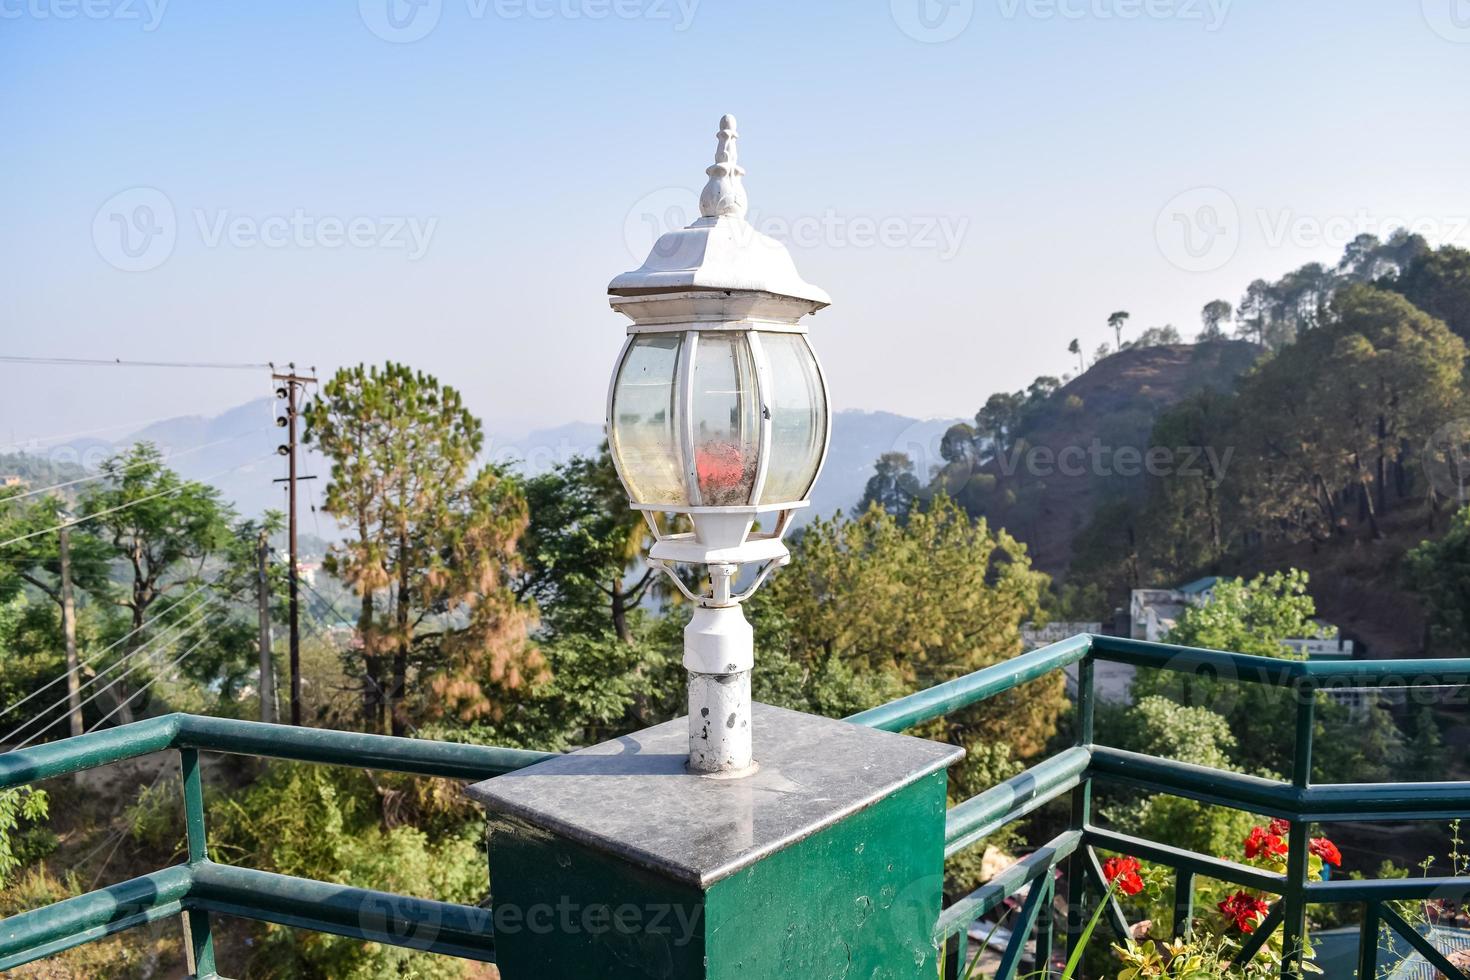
[1130,577,1358,657]
[1,475,25,489]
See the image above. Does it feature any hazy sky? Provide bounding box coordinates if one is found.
[3,0,1469,457]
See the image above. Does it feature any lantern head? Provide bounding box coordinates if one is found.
[606,115,831,596]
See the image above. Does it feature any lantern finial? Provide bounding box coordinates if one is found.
[699,113,747,219]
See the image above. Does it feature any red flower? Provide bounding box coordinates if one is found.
[1309,837,1342,867]
[1102,856,1144,896]
[1219,891,1271,932]
[1269,818,1291,836]
[1245,826,1287,860]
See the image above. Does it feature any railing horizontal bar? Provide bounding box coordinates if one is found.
[189,862,496,962]
[176,716,554,780]
[1088,635,1304,685]
[0,715,178,789]
[0,864,193,971]
[1294,780,1470,819]
[1084,827,1285,895]
[933,830,1081,942]
[1300,657,1470,685]
[1088,746,1299,817]
[946,747,1090,858]
[847,635,1092,732]
[1306,875,1470,903]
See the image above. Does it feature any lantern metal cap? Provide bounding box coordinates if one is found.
[608,114,832,309]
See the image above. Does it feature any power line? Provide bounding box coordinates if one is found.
[84,630,214,735]
[1,426,274,506]
[0,451,277,549]
[0,582,214,722]
[0,356,272,370]
[0,597,220,747]
[10,611,216,751]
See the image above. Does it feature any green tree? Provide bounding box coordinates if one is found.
[749,494,1058,757]
[1405,504,1470,652]
[1069,337,1083,374]
[1140,390,1237,577]
[1230,286,1467,542]
[1139,570,1405,782]
[856,451,922,523]
[1392,244,1470,343]
[307,363,543,734]
[520,446,652,643]
[1198,299,1233,341]
[81,444,238,723]
[1097,696,1257,858]
[1108,310,1131,350]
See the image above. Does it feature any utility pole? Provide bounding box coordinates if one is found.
[58,526,83,738]
[256,529,277,724]
[273,364,317,726]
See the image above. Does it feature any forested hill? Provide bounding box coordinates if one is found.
[862,340,1262,578]
[972,340,1261,577]
[859,238,1470,657]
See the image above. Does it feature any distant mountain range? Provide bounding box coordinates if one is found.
[19,400,961,538]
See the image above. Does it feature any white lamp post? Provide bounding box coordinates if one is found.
[606,114,831,777]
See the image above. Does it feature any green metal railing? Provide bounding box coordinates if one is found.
[0,713,554,977]
[3,635,1468,978]
[848,633,1470,980]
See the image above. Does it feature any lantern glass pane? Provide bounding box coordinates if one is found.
[691,332,760,506]
[610,334,688,506]
[758,333,826,505]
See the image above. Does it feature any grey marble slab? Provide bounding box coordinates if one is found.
[466,702,963,888]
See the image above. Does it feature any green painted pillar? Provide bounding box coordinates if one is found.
[468,703,961,979]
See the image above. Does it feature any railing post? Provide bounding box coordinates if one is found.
[1357,901,1380,980]
[1065,652,1095,961]
[179,748,216,979]
[1281,686,1316,979]
[1172,868,1195,939]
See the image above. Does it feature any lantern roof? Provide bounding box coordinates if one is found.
[608,115,831,309]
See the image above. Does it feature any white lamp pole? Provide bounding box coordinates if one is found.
[605,115,832,777]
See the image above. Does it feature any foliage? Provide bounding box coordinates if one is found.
[1130,570,1410,784]
[1097,696,1259,859]
[1093,823,1343,979]
[306,363,544,734]
[210,760,486,979]
[750,494,1056,751]
[856,451,922,522]
[81,443,241,721]
[1405,503,1470,652]
[520,446,653,642]
[1390,243,1470,342]
[0,786,49,888]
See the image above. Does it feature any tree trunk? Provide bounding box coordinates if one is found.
[391,534,410,737]
[611,577,631,645]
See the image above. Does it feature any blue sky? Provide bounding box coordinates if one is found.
[3,0,1469,454]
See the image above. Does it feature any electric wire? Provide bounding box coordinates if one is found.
[0,597,221,748]
[84,630,215,734]
[1,426,275,506]
[0,581,215,722]
[0,451,278,549]
[0,356,272,370]
[10,616,214,751]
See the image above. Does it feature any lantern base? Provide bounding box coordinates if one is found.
[688,668,752,775]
